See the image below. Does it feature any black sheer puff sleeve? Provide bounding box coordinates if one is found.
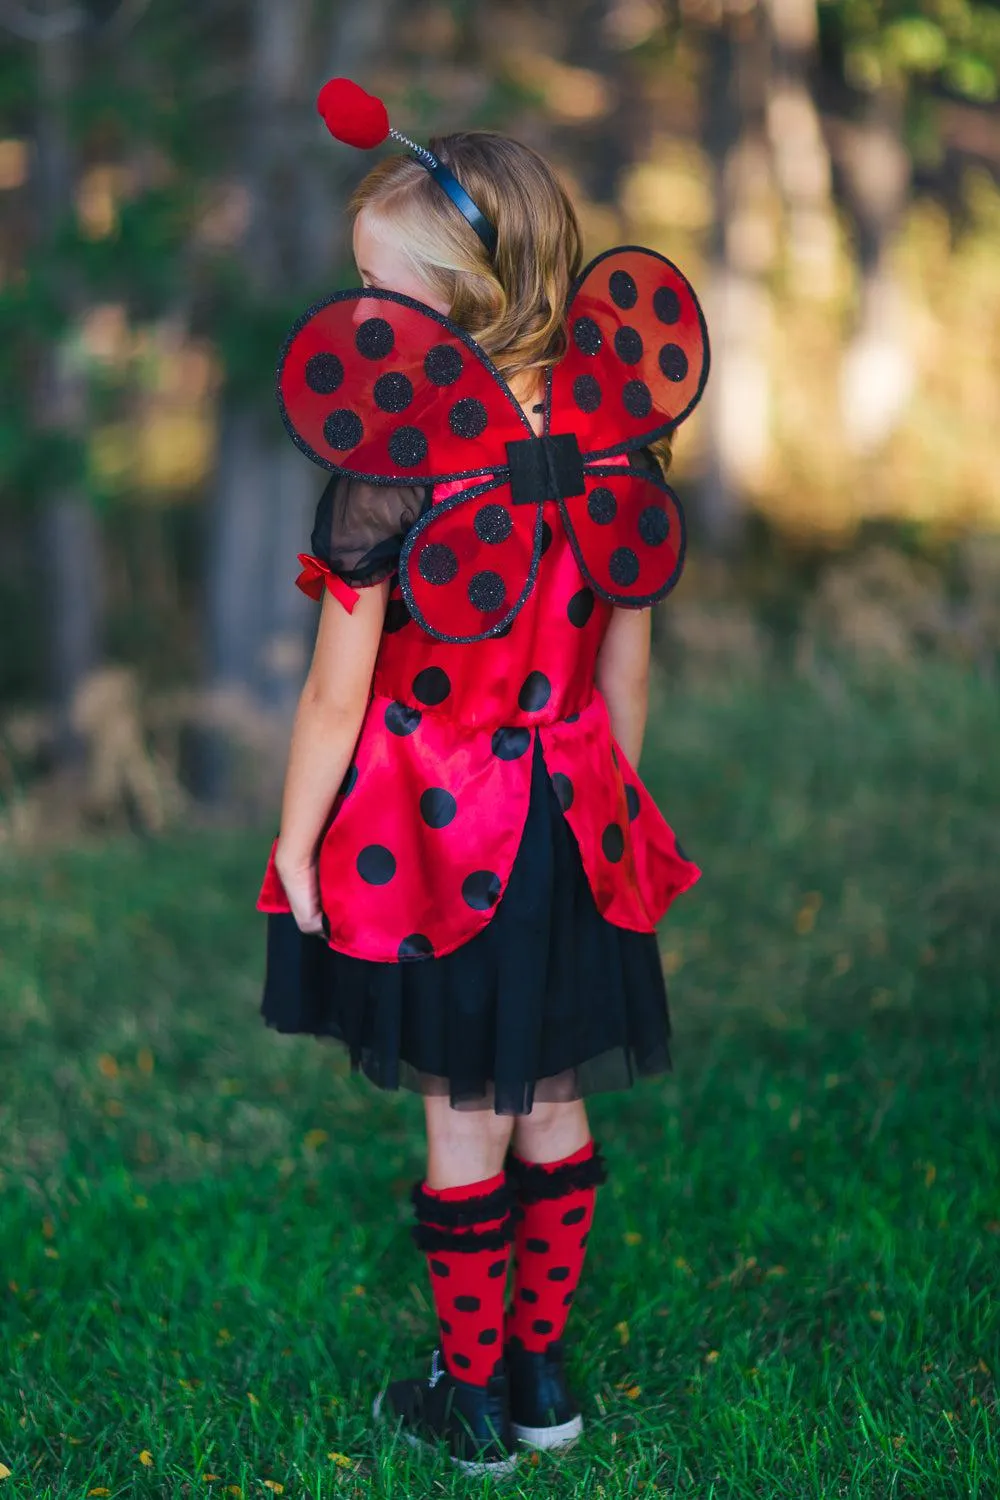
[310,475,432,587]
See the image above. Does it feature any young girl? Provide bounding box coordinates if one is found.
[256,78,708,1478]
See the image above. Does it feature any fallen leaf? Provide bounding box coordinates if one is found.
[924,1163,937,1188]
[247,1391,259,1405]
[137,1047,155,1074]
[765,1265,788,1279]
[705,1350,719,1364]
[614,1320,630,1346]
[41,1217,55,1240]
[303,1128,328,1150]
[216,1328,232,1344]
[202,1476,221,1483]
[978,1358,991,1374]
[98,1054,118,1078]
[44,1247,59,1259]
[88,1491,111,1497]
[327,1453,353,1469]
[139,1449,153,1466]
[133,1195,148,1209]
[869,1309,885,1323]
[0,1464,10,1481]
[892,1435,904,1449]
[624,1384,641,1399]
[623,1231,642,1246]
[262,1483,284,1494]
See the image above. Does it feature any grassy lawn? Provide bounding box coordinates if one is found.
[1,661,998,1498]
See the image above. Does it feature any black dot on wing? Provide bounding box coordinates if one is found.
[609,268,638,309]
[418,542,458,586]
[610,547,640,586]
[551,772,574,811]
[412,666,451,705]
[622,379,653,419]
[383,597,412,633]
[339,763,358,798]
[659,343,689,382]
[540,520,553,555]
[462,870,502,910]
[424,343,463,386]
[323,409,363,450]
[492,726,531,760]
[468,570,506,613]
[638,505,671,546]
[373,371,413,413]
[602,823,625,862]
[355,316,394,359]
[518,671,551,712]
[588,487,617,525]
[614,326,644,365]
[474,504,513,544]
[626,784,641,822]
[567,587,595,627]
[420,787,457,828]
[573,374,602,413]
[305,352,343,394]
[385,701,421,736]
[388,425,428,468]
[449,397,489,440]
[572,316,603,356]
[654,285,682,324]
[399,933,433,960]
[357,844,396,884]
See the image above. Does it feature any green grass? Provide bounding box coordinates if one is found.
[1,661,998,1498]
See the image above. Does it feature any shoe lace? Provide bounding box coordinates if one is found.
[428,1347,444,1389]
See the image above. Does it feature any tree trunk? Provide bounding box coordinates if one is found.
[698,5,776,552]
[763,0,838,298]
[33,11,102,766]
[837,89,913,454]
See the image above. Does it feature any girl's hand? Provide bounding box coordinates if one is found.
[274,843,326,937]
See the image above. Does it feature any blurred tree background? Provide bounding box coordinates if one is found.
[1,0,999,838]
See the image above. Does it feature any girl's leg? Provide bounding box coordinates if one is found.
[505,1099,606,1353]
[412,1098,516,1385]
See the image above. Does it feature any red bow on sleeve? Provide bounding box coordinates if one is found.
[294,553,359,614]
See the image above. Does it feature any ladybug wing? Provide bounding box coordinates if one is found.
[400,480,542,644]
[561,465,686,606]
[277,287,531,484]
[548,247,710,459]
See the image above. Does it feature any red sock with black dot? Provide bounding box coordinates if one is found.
[411,1172,515,1386]
[504,1139,607,1352]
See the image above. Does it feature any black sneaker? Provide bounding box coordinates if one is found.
[506,1335,584,1451]
[373,1348,517,1478]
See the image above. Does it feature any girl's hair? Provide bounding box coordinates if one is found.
[348,131,673,473]
[349,132,582,390]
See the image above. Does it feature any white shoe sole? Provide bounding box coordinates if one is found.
[511,1413,584,1451]
[372,1390,518,1479]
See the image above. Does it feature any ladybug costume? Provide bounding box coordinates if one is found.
[256,77,711,1472]
[257,82,709,1116]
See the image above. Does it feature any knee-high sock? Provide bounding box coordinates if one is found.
[504,1139,607,1352]
[411,1171,515,1386]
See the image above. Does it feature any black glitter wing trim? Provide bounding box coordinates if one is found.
[548,243,710,462]
[274,286,530,486]
[560,464,687,609]
[398,477,545,645]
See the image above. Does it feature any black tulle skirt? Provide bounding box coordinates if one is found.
[260,735,672,1113]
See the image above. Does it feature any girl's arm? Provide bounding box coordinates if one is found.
[274,579,389,932]
[594,605,651,768]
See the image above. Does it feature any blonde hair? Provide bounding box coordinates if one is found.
[348,132,673,474]
[349,133,583,391]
